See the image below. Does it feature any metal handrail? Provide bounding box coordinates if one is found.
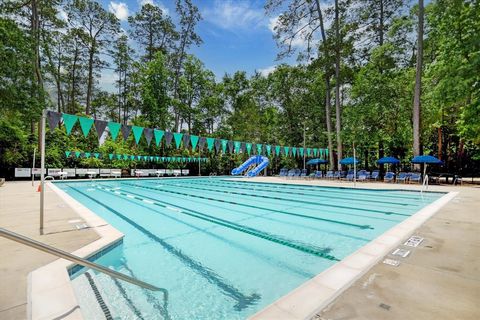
[0,228,161,291]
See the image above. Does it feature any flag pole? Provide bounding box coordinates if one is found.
[353,142,356,188]
[40,109,46,235]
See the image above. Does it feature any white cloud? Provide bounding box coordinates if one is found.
[203,0,265,30]
[137,0,169,15]
[109,2,129,21]
[57,8,68,22]
[257,65,277,77]
[268,15,310,49]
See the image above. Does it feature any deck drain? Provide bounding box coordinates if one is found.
[379,303,391,310]
[75,223,88,230]
[404,236,424,247]
[392,248,410,258]
[383,258,400,267]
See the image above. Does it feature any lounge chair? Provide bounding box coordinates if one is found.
[287,169,295,179]
[314,171,323,179]
[397,172,408,183]
[346,170,355,181]
[370,170,380,181]
[325,171,334,179]
[410,173,421,184]
[293,168,301,178]
[358,171,370,181]
[279,168,288,177]
[300,169,308,178]
[384,172,395,183]
[333,171,341,179]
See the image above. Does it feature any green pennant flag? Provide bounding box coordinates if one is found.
[299,148,304,157]
[108,122,121,140]
[284,146,290,156]
[116,155,122,160]
[62,114,78,135]
[156,156,160,162]
[313,148,318,157]
[65,151,71,158]
[266,145,271,156]
[275,145,281,155]
[221,139,228,153]
[246,143,252,155]
[325,148,329,157]
[190,135,199,150]
[292,147,297,157]
[234,141,241,153]
[173,133,183,149]
[75,151,81,158]
[206,137,215,151]
[307,148,311,156]
[132,126,144,144]
[94,153,100,159]
[122,154,128,160]
[78,117,94,138]
[85,152,91,158]
[154,129,164,146]
[256,144,263,155]
[166,157,171,162]
[109,154,114,160]
[319,149,324,157]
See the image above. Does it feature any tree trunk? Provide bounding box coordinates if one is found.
[437,126,442,160]
[413,0,424,157]
[334,0,342,168]
[86,44,95,115]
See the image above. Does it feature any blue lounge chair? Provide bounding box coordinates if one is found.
[326,171,334,179]
[410,172,421,184]
[287,169,296,178]
[371,170,380,181]
[279,168,288,177]
[346,170,355,181]
[315,171,323,179]
[397,172,408,183]
[300,169,308,178]
[333,171,341,179]
[293,168,301,179]
[358,171,370,181]
[384,172,395,183]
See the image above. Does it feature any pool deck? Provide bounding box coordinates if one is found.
[0,177,479,320]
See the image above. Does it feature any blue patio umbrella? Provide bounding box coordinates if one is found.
[306,158,328,165]
[340,157,359,165]
[377,156,400,165]
[411,155,443,189]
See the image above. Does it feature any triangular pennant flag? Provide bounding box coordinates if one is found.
[116,154,122,160]
[284,146,290,156]
[292,147,297,157]
[94,153,100,159]
[108,122,121,141]
[94,120,108,138]
[197,137,205,149]
[190,135,199,150]
[319,149,324,157]
[130,155,135,160]
[65,151,71,158]
[78,117,94,138]
[123,154,129,160]
[325,148,329,157]
[246,143,252,155]
[266,145,271,156]
[85,152,91,158]
[75,151,81,158]
[62,113,78,135]
[215,139,222,152]
[150,156,154,161]
[144,128,154,146]
[206,138,215,151]
[155,156,159,162]
[47,111,61,130]
[121,125,132,141]
[137,155,142,160]
[256,144,263,155]
[298,148,304,157]
[275,145,281,156]
[313,148,318,157]
[221,139,228,153]
[228,140,234,153]
[183,134,190,149]
[132,126,144,144]
[173,132,183,149]
[109,154,114,160]
[164,132,173,146]
[234,141,241,153]
[307,148,311,156]
[154,129,164,146]
[80,152,85,158]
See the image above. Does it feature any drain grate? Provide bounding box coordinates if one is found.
[75,223,88,230]
[404,236,424,247]
[84,272,113,320]
[379,303,391,310]
[392,248,410,258]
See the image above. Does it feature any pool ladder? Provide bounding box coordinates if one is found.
[0,227,162,292]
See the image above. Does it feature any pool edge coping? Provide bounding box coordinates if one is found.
[248,190,458,320]
[27,182,124,320]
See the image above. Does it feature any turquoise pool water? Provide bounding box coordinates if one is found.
[57,177,444,319]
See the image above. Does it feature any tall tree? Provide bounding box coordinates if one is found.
[128,3,177,62]
[66,0,119,115]
[333,0,343,166]
[412,0,424,157]
[111,34,134,124]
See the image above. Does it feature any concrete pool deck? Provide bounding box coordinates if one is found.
[0,177,479,319]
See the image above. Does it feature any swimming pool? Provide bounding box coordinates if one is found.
[56,177,444,319]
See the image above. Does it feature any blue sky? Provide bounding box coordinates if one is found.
[97,0,296,90]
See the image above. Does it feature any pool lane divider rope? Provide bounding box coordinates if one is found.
[152,181,409,217]
[67,185,261,311]
[161,179,412,207]
[120,182,373,230]
[100,184,340,261]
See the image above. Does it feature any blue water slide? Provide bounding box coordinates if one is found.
[247,156,269,177]
[232,156,268,177]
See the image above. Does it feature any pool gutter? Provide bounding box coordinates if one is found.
[249,191,458,320]
[27,182,123,320]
